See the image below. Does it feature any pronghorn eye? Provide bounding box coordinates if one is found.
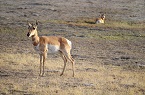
[33,27,35,30]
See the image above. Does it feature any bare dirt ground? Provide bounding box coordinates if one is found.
[0,0,145,95]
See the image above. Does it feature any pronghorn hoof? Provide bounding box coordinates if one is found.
[39,73,44,77]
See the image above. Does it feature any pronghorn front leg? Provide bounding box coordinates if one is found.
[39,52,47,76]
[39,44,48,76]
[42,51,47,76]
[39,54,43,76]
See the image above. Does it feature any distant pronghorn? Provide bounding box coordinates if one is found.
[27,21,75,77]
[95,14,105,24]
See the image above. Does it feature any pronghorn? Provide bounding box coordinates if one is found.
[27,21,75,77]
[95,14,105,24]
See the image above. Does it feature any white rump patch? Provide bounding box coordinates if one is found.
[66,39,72,49]
[47,44,60,53]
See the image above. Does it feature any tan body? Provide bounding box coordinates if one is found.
[27,21,75,77]
[95,14,105,24]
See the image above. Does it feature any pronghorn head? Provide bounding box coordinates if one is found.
[27,21,38,37]
[101,14,105,19]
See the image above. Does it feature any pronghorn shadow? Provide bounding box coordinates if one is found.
[84,21,95,24]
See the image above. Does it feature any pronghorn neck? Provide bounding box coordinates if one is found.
[31,31,39,46]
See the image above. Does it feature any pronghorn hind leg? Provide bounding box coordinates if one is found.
[59,51,68,76]
[66,53,75,77]
[70,56,75,77]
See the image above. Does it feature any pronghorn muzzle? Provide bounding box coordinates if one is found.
[27,32,30,37]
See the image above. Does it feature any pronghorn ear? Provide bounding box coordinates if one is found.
[27,21,32,27]
[36,20,38,26]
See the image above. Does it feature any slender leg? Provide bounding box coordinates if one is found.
[59,51,67,76]
[39,44,48,77]
[65,52,75,77]
[42,52,47,76]
[70,56,75,77]
[39,54,43,76]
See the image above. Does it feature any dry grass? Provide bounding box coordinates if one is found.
[0,53,145,95]
[1,0,145,94]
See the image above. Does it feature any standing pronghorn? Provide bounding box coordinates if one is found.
[27,21,75,77]
[95,14,105,24]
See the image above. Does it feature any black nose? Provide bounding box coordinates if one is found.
[27,33,30,37]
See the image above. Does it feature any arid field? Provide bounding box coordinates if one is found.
[0,0,145,95]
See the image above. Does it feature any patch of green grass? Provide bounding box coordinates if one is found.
[46,17,145,31]
[0,27,27,41]
[43,17,145,41]
[105,20,145,30]
[79,29,145,41]
[102,35,124,40]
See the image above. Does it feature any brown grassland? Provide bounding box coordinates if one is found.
[0,0,145,95]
